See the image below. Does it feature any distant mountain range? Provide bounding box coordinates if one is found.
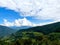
[10,26,31,30]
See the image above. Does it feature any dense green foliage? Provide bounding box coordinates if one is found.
[0,32,60,45]
[0,22,60,45]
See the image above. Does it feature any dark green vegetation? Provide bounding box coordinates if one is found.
[0,22,60,45]
[0,32,60,45]
[18,22,60,34]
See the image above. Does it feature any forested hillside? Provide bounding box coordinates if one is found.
[0,25,15,37]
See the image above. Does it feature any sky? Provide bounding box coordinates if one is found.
[0,0,60,27]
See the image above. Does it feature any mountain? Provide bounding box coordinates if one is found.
[10,26,31,30]
[16,22,60,34]
[0,22,60,45]
[0,25,16,37]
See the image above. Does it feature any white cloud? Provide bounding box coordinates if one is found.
[0,0,60,22]
[1,18,37,27]
[2,19,14,26]
[14,18,34,26]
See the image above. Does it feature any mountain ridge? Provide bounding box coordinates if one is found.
[16,22,60,34]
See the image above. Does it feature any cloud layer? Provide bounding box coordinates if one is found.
[0,0,60,23]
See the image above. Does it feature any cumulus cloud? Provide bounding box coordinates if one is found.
[14,18,34,26]
[0,0,60,22]
[1,18,37,27]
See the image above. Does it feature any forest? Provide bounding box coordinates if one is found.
[0,32,60,45]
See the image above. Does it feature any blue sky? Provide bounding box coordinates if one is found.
[0,7,53,24]
[0,7,21,23]
[0,0,60,27]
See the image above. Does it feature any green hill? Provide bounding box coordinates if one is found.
[0,25,16,37]
[16,22,60,34]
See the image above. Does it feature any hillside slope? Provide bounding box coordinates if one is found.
[0,25,16,37]
[16,22,60,34]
